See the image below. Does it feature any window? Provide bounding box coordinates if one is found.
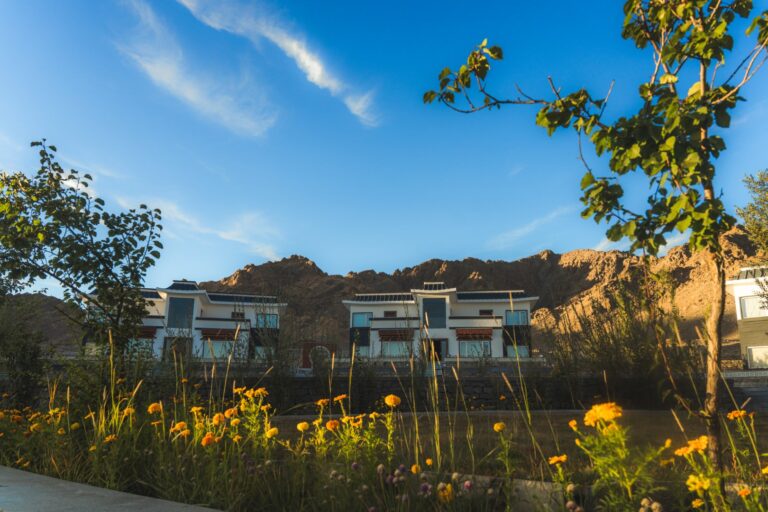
[231,311,245,320]
[256,313,279,328]
[352,312,373,327]
[505,310,529,325]
[167,298,195,329]
[479,309,493,317]
[740,295,768,319]
[381,341,411,358]
[355,345,370,358]
[384,310,397,318]
[422,298,447,328]
[459,340,490,358]
[507,344,530,358]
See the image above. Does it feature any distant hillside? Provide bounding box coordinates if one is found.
[201,227,758,348]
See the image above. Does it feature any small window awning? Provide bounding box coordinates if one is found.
[456,328,493,340]
[378,329,414,342]
[137,326,158,339]
[200,328,238,341]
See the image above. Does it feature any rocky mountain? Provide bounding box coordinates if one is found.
[201,227,759,348]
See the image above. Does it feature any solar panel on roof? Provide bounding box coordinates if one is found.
[354,293,414,302]
[456,291,527,300]
[208,293,277,304]
[167,282,199,291]
[141,290,161,299]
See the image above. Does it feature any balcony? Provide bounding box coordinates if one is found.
[502,325,531,346]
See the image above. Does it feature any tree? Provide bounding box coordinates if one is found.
[0,141,163,349]
[737,170,768,254]
[425,1,768,469]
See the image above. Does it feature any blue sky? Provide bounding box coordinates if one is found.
[1,1,767,291]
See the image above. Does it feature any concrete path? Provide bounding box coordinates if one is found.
[0,466,219,512]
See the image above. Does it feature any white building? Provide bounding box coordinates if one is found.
[342,282,538,360]
[136,280,285,361]
[726,267,768,369]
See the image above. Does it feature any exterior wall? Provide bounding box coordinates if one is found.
[726,277,768,368]
[346,293,537,360]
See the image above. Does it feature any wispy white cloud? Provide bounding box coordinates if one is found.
[121,0,277,137]
[488,205,578,250]
[117,196,279,260]
[177,0,379,127]
[593,231,689,254]
[59,154,124,180]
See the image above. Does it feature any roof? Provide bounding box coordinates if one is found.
[456,291,529,301]
[142,280,282,305]
[345,288,537,304]
[167,281,200,291]
[351,293,416,303]
[733,267,768,281]
[421,282,448,291]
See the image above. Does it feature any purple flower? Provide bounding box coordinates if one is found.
[351,462,361,471]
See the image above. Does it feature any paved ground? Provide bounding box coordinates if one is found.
[0,466,218,512]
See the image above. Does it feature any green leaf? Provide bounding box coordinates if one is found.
[687,81,703,98]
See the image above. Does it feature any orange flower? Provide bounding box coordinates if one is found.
[122,407,135,417]
[326,419,340,431]
[316,398,330,408]
[178,429,191,438]
[333,394,348,402]
[260,404,271,413]
[103,434,117,444]
[224,407,239,419]
[548,454,567,465]
[212,413,225,426]
[583,402,622,427]
[493,421,506,433]
[230,418,241,427]
[170,421,187,433]
[692,498,704,509]
[233,386,246,394]
[727,410,748,421]
[147,402,163,415]
[190,406,203,414]
[232,434,243,443]
[265,427,279,439]
[384,394,401,408]
[411,464,421,474]
[297,421,310,433]
[568,419,578,430]
[738,487,751,498]
[201,432,216,447]
[425,458,433,467]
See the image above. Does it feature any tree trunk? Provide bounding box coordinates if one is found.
[704,248,725,470]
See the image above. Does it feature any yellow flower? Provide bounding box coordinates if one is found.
[245,387,269,399]
[664,438,672,449]
[316,398,330,408]
[686,474,711,492]
[333,394,348,402]
[70,422,80,431]
[232,434,243,443]
[727,409,748,421]
[103,434,117,444]
[326,419,340,431]
[178,429,191,438]
[233,386,246,394]
[691,499,704,509]
[548,454,567,465]
[122,407,135,417]
[147,402,163,415]
[676,435,708,457]
[369,412,381,420]
[170,421,187,433]
[437,482,454,503]
[151,420,162,427]
[29,423,42,433]
[583,402,622,427]
[57,427,66,435]
[260,404,271,413]
[493,421,506,433]
[738,487,751,498]
[181,378,188,384]
[499,394,506,401]
[426,458,433,467]
[230,418,241,427]
[411,464,421,474]
[201,432,216,447]
[265,427,279,439]
[212,413,225,426]
[384,394,401,408]
[762,466,768,475]
[190,406,203,414]
[297,421,310,433]
[568,419,578,430]
[224,407,239,419]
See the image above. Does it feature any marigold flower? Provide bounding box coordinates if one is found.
[727,409,748,421]
[326,419,340,431]
[151,420,162,427]
[233,386,246,394]
[297,421,310,433]
[224,407,238,419]
[411,464,421,474]
[493,421,506,433]
[334,394,348,402]
[260,404,271,412]
[691,498,704,509]
[437,482,454,503]
[426,458,433,467]
[568,419,578,430]
[212,413,225,426]
[179,429,191,438]
[147,402,163,415]
[57,427,66,435]
[29,423,42,433]
[245,387,269,399]
[170,421,187,433]
[384,394,401,408]
[664,438,672,449]
[232,434,242,443]
[548,454,567,465]
[103,434,117,444]
[201,432,216,447]
[583,402,622,427]
[265,427,279,439]
[316,398,330,408]
[369,412,381,420]
[738,487,751,498]
[122,407,135,417]
[190,406,203,414]
[231,418,241,427]
[762,466,768,475]
[686,474,711,492]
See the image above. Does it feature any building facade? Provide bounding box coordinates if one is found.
[342,282,538,360]
[136,280,285,362]
[726,267,768,369]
